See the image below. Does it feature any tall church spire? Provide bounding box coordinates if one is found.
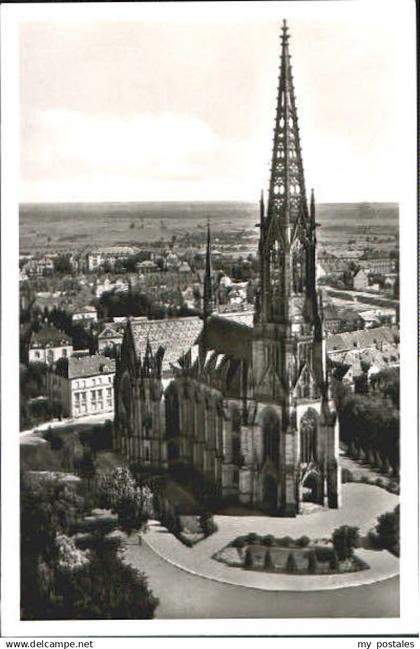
[267,19,308,228]
[258,20,317,327]
[203,220,216,320]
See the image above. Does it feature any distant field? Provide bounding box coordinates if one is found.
[19,201,399,254]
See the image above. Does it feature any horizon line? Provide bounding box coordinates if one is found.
[19,199,400,206]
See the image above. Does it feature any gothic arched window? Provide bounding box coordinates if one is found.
[262,408,281,468]
[292,240,306,294]
[300,408,318,463]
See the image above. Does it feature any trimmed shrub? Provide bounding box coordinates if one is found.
[314,546,335,563]
[178,533,194,548]
[286,552,297,573]
[231,537,247,549]
[199,512,218,537]
[264,549,275,571]
[360,475,369,484]
[341,468,354,484]
[262,534,276,547]
[307,551,317,574]
[276,536,293,548]
[244,548,253,569]
[376,505,399,556]
[332,525,360,561]
[329,552,339,571]
[296,535,310,548]
[246,532,260,545]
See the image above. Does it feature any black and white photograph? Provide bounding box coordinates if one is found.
[1,0,418,641]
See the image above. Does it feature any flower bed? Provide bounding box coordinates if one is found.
[213,533,369,576]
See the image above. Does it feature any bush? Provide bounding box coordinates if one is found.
[264,549,275,571]
[231,536,247,549]
[332,525,360,561]
[376,505,399,556]
[341,468,354,484]
[277,536,293,548]
[262,534,276,547]
[360,475,369,483]
[314,546,335,563]
[296,535,310,548]
[199,512,217,537]
[246,532,260,545]
[244,548,253,569]
[307,552,317,574]
[178,533,194,548]
[286,553,297,573]
[329,552,339,570]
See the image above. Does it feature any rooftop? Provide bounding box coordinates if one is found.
[30,327,72,348]
[326,325,399,353]
[129,316,203,373]
[55,355,116,379]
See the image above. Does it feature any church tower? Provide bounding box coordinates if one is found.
[203,220,216,320]
[251,20,340,515]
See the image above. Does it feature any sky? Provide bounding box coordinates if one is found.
[19,1,412,203]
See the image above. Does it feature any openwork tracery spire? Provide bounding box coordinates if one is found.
[267,19,308,232]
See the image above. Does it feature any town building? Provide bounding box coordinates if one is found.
[137,260,158,274]
[47,355,115,418]
[28,327,73,365]
[352,269,369,291]
[24,256,55,277]
[86,246,138,272]
[97,323,124,354]
[71,305,98,326]
[359,257,395,275]
[114,23,340,516]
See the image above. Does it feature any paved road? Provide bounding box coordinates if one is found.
[139,484,399,591]
[124,541,399,619]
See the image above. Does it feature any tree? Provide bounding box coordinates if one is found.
[79,449,96,488]
[97,467,154,532]
[376,505,399,556]
[53,255,72,274]
[20,471,159,620]
[332,525,360,561]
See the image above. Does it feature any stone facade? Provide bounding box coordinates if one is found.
[113,21,341,516]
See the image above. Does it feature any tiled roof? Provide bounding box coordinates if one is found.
[73,305,97,314]
[204,314,253,362]
[326,326,399,353]
[129,316,203,372]
[30,327,72,348]
[66,355,116,379]
[220,311,254,327]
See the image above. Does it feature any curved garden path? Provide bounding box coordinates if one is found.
[136,483,399,592]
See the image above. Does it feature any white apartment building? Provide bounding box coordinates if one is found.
[47,355,115,419]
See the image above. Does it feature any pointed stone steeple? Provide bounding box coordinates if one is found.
[258,20,317,326]
[267,19,308,231]
[203,220,216,320]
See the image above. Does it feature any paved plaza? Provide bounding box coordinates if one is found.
[129,483,399,592]
[123,542,399,619]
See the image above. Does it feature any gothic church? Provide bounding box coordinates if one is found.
[114,22,341,516]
